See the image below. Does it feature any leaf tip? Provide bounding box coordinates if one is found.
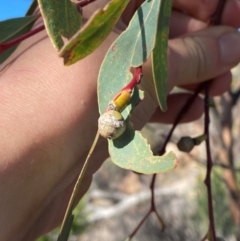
[157,95,168,112]
[60,50,71,66]
[161,106,167,112]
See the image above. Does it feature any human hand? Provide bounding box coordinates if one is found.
[134,0,240,124]
[0,0,240,240]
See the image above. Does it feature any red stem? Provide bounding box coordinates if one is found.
[0,25,45,54]
[113,66,143,101]
[0,0,98,55]
[76,0,97,8]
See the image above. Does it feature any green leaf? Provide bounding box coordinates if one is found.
[98,0,164,114]
[98,0,177,174]
[59,0,130,66]
[0,15,37,64]
[110,121,177,174]
[26,0,38,16]
[111,87,176,174]
[152,0,173,111]
[57,214,74,241]
[38,0,81,50]
[0,16,37,43]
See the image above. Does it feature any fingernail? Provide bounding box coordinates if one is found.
[219,31,240,65]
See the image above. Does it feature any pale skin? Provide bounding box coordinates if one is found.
[0,0,240,240]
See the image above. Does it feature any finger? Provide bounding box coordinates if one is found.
[149,93,204,124]
[173,0,240,26]
[170,10,207,38]
[123,7,208,38]
[167,26,240,90]
[178,71,232,96]
[209,71,232,95]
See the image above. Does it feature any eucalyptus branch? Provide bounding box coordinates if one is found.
[128,209,151,239]
[123,0,228,239]
[127,84,204,240]
[200,1,227,240]
[203,82,217,241]
[127,174,165,240]
[76,0,98,8]
[0,0,97,55]
[158,84,204,155]
[150,174,165,229]
[0,24,45,54]
[230,88,240,106]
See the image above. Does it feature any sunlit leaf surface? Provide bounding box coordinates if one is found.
[0,15,37,64]
[98,0,177,174]
[59,0,130,65]
[38,0,81,50]
[152,0,173,111]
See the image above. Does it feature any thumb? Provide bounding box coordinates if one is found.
[167,26,240,90]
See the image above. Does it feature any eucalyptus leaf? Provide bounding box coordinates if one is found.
[59,0,130,65]
[109,121,178,174]
[98,0,177,174]
[57,214,74,241]
[0,15,37,64]
[38,0,81,50]
[98,0,163,114]
[152,0,173,111]
[0,15,37,43]
[26,0,38,16]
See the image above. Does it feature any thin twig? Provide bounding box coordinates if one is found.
[0,24,45,54]
[76,0,97,8]
[230,88,240,106]
[128,209,151,239]
[203,82,216,240]
[200,1,228,239]
[129,0,228,239]
[150,174,165,230]
[158,84,204,155]
[127,84,205,240]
